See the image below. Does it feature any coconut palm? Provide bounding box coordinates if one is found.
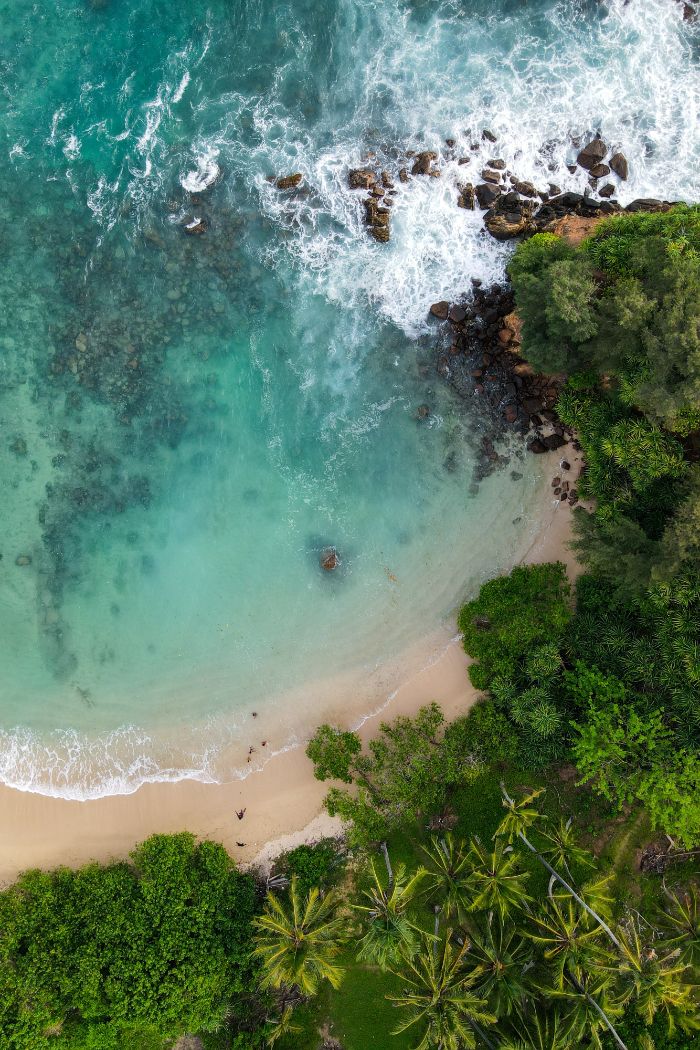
[526,897,612,990]
[463,918,532,1017]
[253,877,346,995]
[420,834,472,924]
[540,817,596,882]
[265,1004,302,1046]
[496,1006,577,1050]
[657,885,700,969]
[466,838,532,921]
[616,921,697,1034]
[551,968,628,1050]
[496,785,623,949]
[388,930,496,1050]
[353,859,426,968]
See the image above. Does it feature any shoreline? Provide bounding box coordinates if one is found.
[0,468,581,886]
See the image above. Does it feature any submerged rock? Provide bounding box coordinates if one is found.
[275,173,303,190]
[183,216,209,235]
[320,547,340,571]
[15,554,32,566]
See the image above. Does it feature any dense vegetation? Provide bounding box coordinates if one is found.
[2,208,698,1050]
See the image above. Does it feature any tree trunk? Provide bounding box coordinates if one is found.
[566,968,629,1050]
[380,840,394,893]
[500,785,622,950]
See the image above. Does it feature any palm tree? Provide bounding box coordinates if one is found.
[496,1007,578,1050]
[463,918,532,1017]
[657,885,700,969]
[496,785,623,949]
[353,859,426,968]
[552,968,628,1050]
[616,921,696,1034]
[265,1004,303,1046]
[420,834,472,924]
[253,876,346,995]
[540,817,595,882]
[388,930,496,1050]
[526,897,612,990]
[466,838,532,921]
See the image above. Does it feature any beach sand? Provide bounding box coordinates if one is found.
[0,468,581,886]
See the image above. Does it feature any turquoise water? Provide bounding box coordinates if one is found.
[0,0,698,797]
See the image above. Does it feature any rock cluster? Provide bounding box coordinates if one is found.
[347,167,395,241]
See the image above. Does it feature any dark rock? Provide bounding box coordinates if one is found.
[415,404,431,420]
[482,129,497,143]
[445,138,456,147]
[411,151,438,175]
[542,433,567,451]
[475,183,501,208]
[503,403,518,424]
[184,217,208,235]
[487,158,506,170]
[610,152,628,180]
[576,138,607,170]
[528,438,547,454]
[522,396,543,415]
[430,301,450,320]
[626,198,670,213]
[320,547,339,571]
[398,168,409,183]
[548,183,562,197]
[481,169,502,184]
[552,477,561,487]
[457,183,475,210]
[448,304,467,323]
[561,460,571,471]
[514,180,537,198]
[381,171,394,189]
[458,157,471,165]
[485,213,532,240]
[599,183,616,198]
[683,2,697,21]
[567,164,578,174]
[348,168,376,189]
[275,173,303,190]
[10,437,27,456]
[589,163,610,179]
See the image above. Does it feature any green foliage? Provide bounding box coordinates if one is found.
[0,834,256,1050]
[309,703,483,845]
[253,877,346,996]
[458,562,571,691]
[275,840,343,895]
[305,724,361,783]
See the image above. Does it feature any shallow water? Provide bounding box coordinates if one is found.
[0,0,698,797]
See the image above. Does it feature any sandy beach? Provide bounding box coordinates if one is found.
[0,473,581,886]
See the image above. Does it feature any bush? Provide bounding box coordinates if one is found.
[0,834,257,1049]
[458,562,571,691]
[276,840,344,894]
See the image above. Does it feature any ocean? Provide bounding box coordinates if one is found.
[0,0,697,797]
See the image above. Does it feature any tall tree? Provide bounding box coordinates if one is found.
[253,877,346,996]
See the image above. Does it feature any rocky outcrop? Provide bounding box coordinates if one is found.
[609,153,628,180]
[576,138,607,171]
[275,173,303,190]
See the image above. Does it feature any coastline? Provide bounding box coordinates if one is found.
[0,468,581,887]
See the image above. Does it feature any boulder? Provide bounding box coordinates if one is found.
[487,158,506,170]
[576,138,607,170]
[457,183,475,209]
[275,173,303,190]
[542,433,567,451]
[415,404,431,420]
[475,183,501,208]
[448,304,467,323]
[482,129,497,142]
[348,168,376,189]
[528,438,547,454]
[514,180,537,198]
[429,301,449,320]
[411,151,438,175]
[598,183,616,198]
[485,213,532,240]
[184,217,208,235]
[626,199,670,213]
[589,163,610,179]
[609,152,629,180]
[320,547,340,571]
[398,168,409,183]
[481,169,502,184]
